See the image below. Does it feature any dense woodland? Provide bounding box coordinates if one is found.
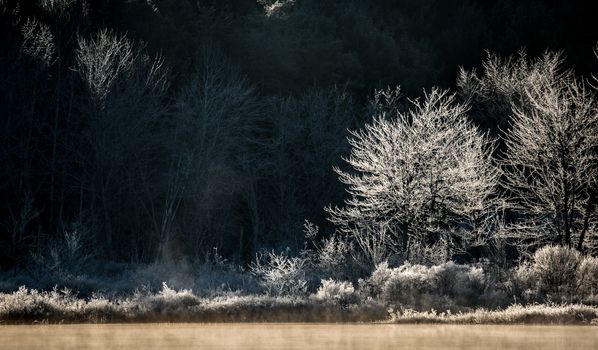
[0,1,598,317]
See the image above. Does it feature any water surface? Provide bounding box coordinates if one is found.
[1,323,596,349]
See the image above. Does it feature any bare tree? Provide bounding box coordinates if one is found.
[457,50,566,138]
[327,88,498,266]
[502,60,598,254]
[76,29,170,258]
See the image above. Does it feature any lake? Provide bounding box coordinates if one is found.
[1,323,596,349]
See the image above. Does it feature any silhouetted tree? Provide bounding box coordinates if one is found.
[75,29,170,258]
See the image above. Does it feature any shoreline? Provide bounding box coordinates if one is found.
[1,287,596,325]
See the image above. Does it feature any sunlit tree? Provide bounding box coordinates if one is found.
[327,88,498,266]
[502,64,598,253]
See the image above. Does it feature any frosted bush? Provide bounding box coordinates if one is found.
[141,282,200,313]
[0,286,81,321]
[363,261,493,310]
[311,279,358,306]
[298,222,365,286]
[358,261,396,298]
[577,256,598,299]
[432,262,486,303]
[514,246,582,302]
[533,246,581,295]
[512,260,534,297]
[513,246,598,303]
[31,230,91,279]
[250,250,308,296]
[315,234,363,282]
[27,229,99,294]
[382,264,432,308]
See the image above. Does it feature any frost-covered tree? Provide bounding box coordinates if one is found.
[457,51,565,138]
[327,88,498,266]
[502,66,598,253]
[20,18,56,68]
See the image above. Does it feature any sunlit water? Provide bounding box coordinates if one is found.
[1,323,596,349]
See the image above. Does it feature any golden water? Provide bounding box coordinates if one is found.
[1,323,596,349]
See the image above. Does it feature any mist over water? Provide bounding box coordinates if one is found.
[1,324,597,350]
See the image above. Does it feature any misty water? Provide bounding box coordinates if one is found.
[1,323,596,350]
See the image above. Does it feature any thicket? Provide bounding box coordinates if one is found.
[1,244,597,324]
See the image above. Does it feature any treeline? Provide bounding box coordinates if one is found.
[0,0,597,271]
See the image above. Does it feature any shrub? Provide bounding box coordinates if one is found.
[532,246,581,296]
[362,261,497,310]
[514,246,581,301]
[431,262,486,305]
[314,234,364,282]
[29,229,95,292]
[513,246,598,303]
[382,264,432,309]
[140,283,201,314]
[311,279,358,306]
[250,250,308,296]
[358,261,395,299]
[577,256,598,300]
